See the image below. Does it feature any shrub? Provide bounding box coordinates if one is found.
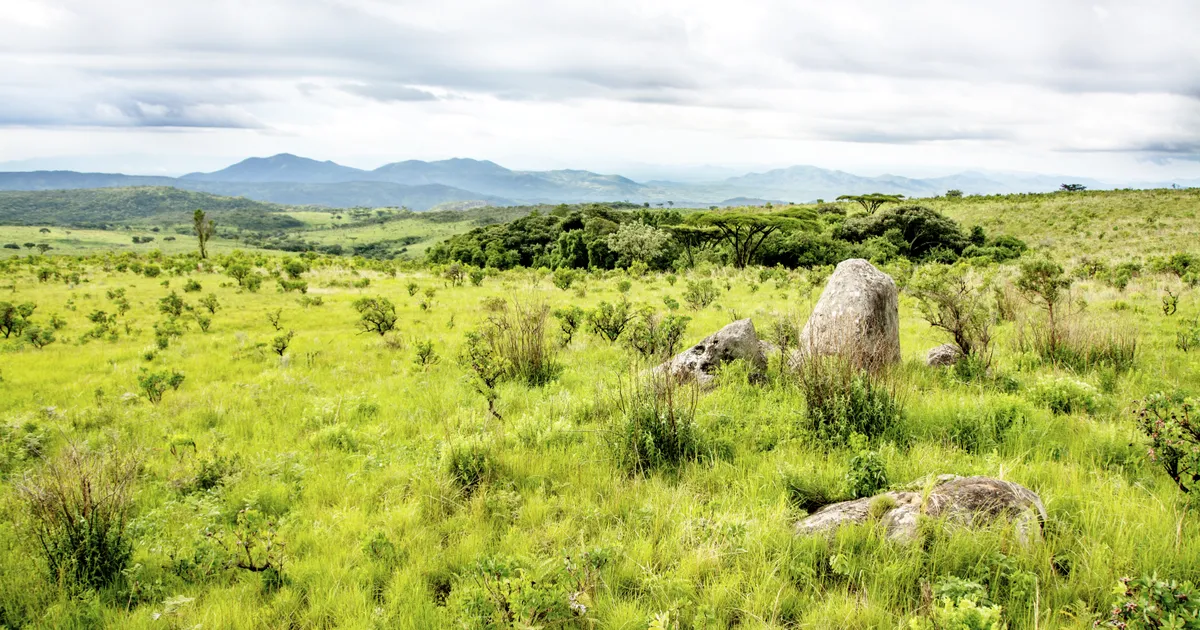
[447,555,588,627]
[272,330,295,357]
[443,439,496,495]
[1135,392,1199,495]
[183,278,202,292]
[0,301,36,338]
[414,340,439,367]
[406,282,419,296]
[198,293,220,314]
[1029,376,1097,415]
[683,279,718,310]
[589,299,635,342]
[1178,318,1200,353]
[795,356,902,444]
[158,291,187,318]
[353,297,397,336]
[458,330,507,421]
[1102,575,1200,629]
[469,268,485,286]
[845,437,888,499]
[552,268,577,290]
[1015,257,1072,355]
[552,306,587,346]
[625,310,690,361]
[17,446,138,590]
[610,372,705,473]
[22,325,55,349]
[138,368,185,404]
[909,263,993,363]
[479,298,559,385]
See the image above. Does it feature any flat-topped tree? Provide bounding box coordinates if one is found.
[686,207,817,268]
[665,224,719,268]
[836,193,904,215]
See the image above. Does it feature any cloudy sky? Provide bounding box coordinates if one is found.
[1,0,1198,181]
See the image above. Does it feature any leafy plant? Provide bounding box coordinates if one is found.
[137,368,185,404]
[610,372,705,473]
[414,340,439,367]
[17,445,139,590]
[683,279,718,310]
[353,296,397,336]
[552,305,587,346]
[589,299,635,342]
[845,436,888,498]
[625,310,690,361]
[272,330,295,357]
[1136,393,1200,495]
[1102,575,1200,629]
[795,355,902,444]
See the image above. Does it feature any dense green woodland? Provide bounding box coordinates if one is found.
[0,189,1198,628]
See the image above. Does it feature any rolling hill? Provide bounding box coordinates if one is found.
[0,187,302,230]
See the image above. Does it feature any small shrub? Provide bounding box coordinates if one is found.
[458,330,507,421]
[845,438,889,499]
[0,301,37,338]
[414,340,439,367]
[683,279,718,310]
[310,423,359,452]
[1102,575,1200,629]
[617,278,633,294]
[625,310,690,361]
[406,282,419,296]
[138,368,185,403]
[796,356,902,444]
[443,439,496,494]
[1029,376,1097,415]
[198,293,220,314]
[1178,318,1200,352]
[589,299,635,342]
[22,325,56,349]
[1135,393,1199,495]
[354,296,397,336]
[17,446,138,590]
[610,372,705,473]
[552,268,577,290]
[469,268,485,286]
[272,330,295,357]
[552,306,587,346]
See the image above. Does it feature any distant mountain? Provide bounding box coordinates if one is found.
[180,180,510,209]
[0,171,176,191]
[182,153,368,184]
[0,154,1149,210]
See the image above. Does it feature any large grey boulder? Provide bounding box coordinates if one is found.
[794,475,1046,544]
[798,259,901,370]
[926,343,963,367]
[658,318,767,388]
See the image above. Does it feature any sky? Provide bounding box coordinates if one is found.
[1,0,1198,182]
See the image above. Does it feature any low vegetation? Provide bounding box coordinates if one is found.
[0,188,1197,627]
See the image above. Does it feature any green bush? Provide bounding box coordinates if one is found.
[1029,376,1098,415]
[1102,575,1200,629]
[589,299,634,342]
[844,438,888,498]
[683,279,718,310]
[611,375,706,473]
[796,356,902,444]
[625,310,690,361]
[353,296,397,336]
[443,440,496,494]
[1135,392,1199,495]
[17,446,138,590]
[137,368,185,404]
[552,306,587,346]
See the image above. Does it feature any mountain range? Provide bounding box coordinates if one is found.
[0,153,1189,210]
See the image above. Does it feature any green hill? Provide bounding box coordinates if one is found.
[0,186,303,231]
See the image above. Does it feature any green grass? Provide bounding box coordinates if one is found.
[0,248,1198,628]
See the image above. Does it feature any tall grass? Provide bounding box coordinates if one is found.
[481,296,560,385]
[794,351,904,445]
[1016,317,1138,373]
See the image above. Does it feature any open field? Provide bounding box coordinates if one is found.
[0,242,1199,627]
[0,189,1199,628]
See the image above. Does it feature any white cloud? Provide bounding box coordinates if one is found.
[0,0,1197,180]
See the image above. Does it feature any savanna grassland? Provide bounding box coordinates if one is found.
[1,189,1199,629]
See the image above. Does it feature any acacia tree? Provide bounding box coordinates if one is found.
[686,208,817,269]
[606,221,670,264]
[1016,257,1072,354]
[193,209,216,259]
[667,225,719,268]
[836,193,904,215]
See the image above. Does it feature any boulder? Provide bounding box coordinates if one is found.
[926,343,963,367]
[794,475,1046,544]
[658,318,767,388]
[798,259,901,370]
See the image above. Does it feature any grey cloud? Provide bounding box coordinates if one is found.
[340,83,439,102]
